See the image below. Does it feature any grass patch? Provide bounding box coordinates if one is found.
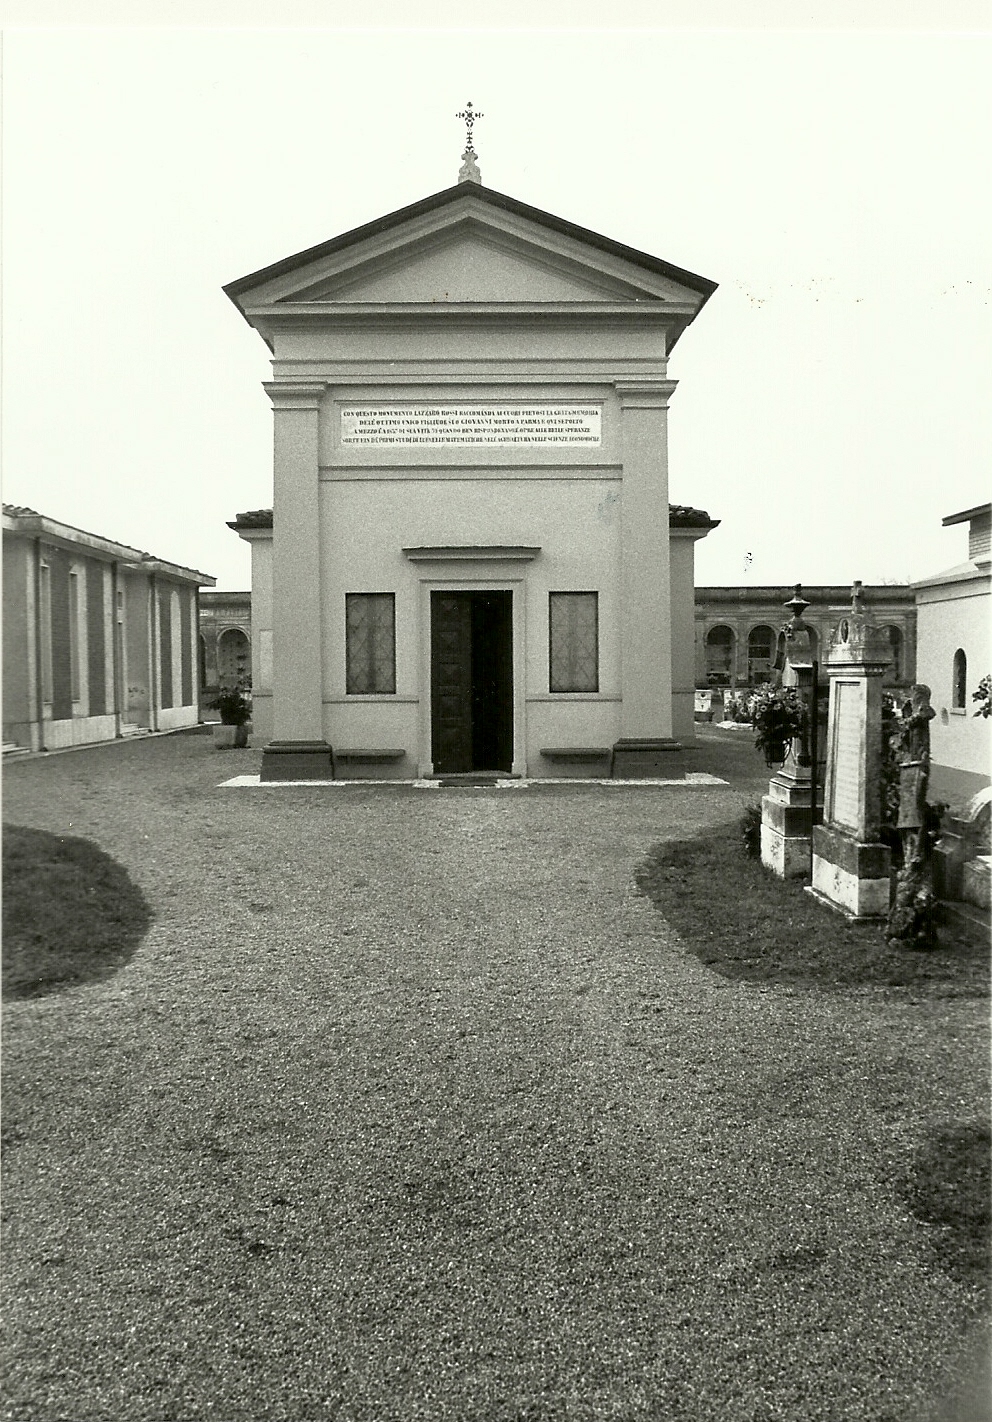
[2,825,152,998]
[634,822,990,992]
[902,1124,991,1288]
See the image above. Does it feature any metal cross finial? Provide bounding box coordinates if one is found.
[456,101,483,153]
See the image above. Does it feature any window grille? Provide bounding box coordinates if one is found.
[952,648,967,709]
[69,572,81,701]
[346,593,396,695]
[549,592,599,693]
[39,562,53,704]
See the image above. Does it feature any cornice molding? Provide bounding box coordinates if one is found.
[248,303,694,327]
[262,381,328,411]
[615,380,679,409]
[402,545,541,563]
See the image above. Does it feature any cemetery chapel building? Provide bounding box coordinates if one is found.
[225,131,718,780]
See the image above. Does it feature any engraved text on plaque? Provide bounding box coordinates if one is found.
[829,679,864,832]
[341,405,602,448]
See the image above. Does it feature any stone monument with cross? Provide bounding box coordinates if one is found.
[809,582,893,918]
[760,584,820,878]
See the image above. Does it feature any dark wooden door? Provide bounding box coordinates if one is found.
[431,593,474,773]
[471,592,513,773]
[431,591,513,774]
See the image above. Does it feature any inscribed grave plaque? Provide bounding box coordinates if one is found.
[340,405,602,448]
[829,680,864,832]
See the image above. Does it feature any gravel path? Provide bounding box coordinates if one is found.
[2,732,988,1421]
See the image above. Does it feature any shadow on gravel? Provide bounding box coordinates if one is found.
[634,823,990,993]
[902,1123,991,1289]
[2,825,153,999]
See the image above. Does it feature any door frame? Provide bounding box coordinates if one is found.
[406,549,538,779]
[429,588,514,775]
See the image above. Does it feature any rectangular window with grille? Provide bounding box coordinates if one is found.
[549,592,599,693]
[68,571,81,701]
[39,562,53,704]
[346,593,396,694]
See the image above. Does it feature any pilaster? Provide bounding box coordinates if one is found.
[262,380,332,779]
[612,380,681,776]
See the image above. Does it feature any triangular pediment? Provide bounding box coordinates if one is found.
[288,226,652,304]
[225,184,717,315]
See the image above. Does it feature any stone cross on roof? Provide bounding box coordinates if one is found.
[456,101,483,184]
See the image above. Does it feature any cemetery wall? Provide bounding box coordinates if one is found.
[2,505,214,753]
[695,585,916,691]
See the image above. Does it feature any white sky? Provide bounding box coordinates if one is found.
[2,7,990,592]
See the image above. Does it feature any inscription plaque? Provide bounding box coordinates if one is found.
[829,680,864,831]
[340,405,602,448]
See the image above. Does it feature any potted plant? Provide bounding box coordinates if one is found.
[751,686,804,767]
[208,685,252,749]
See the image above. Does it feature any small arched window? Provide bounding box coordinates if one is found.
[705,625,734,684]
[883,625,903,683]
[218,627,251,689]
[747,625,777,684]
[952,648,967,709]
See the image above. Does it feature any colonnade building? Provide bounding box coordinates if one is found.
[695,584,917,692]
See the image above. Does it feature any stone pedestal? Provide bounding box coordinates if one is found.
[760,585,820,878]
[810,824,891,918]
[762,767,817,878]
[809,584,893,920]
[933,789,992,901]
[611,738,684,779]
[260,740,334,781]
[962,855,992,910]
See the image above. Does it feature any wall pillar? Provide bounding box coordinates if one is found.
[612,381,682,778]
[261,381,333,781]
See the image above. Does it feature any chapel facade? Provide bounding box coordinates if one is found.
[224,156,718,780]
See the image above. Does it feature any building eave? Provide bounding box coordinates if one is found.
[224,183,718,309]
[3,504,215,584]
[942,503,992,527]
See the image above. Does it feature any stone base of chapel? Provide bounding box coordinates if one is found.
[808,824,892,921]
[610,739,685,780]
[259,740,334,781]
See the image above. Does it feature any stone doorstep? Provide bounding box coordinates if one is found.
[540,747,612,762]
[221,772,730,789]
[334,749,406,763]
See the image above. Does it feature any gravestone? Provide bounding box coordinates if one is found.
[809,582,893,918]
[761,586,820,878]
[933,787,992,904]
